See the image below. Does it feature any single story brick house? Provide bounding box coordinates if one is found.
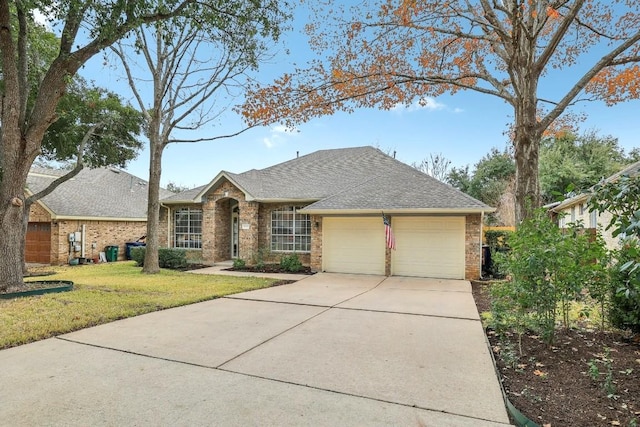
[160,146,494,279]
[26,167,172,264]
[550,159,640,250]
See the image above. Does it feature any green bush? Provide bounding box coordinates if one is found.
[128,247,188,270]
[280,253,302,272]
[130,247,145,267]
[609,240,640,333]
[159,248,188,269]
[589,174,640,333]
[493,209,607,345]
[233,258,246,269]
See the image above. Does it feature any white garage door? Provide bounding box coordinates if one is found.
[392,217,465,279]
[323,217,385,275]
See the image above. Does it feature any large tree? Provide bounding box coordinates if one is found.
[111,4,289,274]
[539,130,632,202]
[241,1,640,223]
[0,0,207,291]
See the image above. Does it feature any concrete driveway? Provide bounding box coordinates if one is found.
[0,273,511,426]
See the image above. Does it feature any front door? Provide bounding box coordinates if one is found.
[231,205,239,258]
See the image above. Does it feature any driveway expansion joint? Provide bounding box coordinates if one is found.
[55,336,506,425]
[333,305,481,322]
[216,366,509,426]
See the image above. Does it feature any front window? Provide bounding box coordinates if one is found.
[589,210,597,228]
[174,207,202,249]
[271,206,311,252]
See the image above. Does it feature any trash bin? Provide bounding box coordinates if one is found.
[105,245,119,262]
[125,241,146,260]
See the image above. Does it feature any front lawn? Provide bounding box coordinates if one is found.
[0,262,278,349]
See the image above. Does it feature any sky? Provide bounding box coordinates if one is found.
[77,4,640,190]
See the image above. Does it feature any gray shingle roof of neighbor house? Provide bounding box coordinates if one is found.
[27,167,173,219]
[164,146,493,213]
[552,159,640,212]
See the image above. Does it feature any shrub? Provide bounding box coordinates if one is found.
[158,248,188,270]
[609,240,640,332]
[280,253,302,272]
[233,258,246,269]
[494,209,608,345]
[130,247,145,267]
[128,247,188,270]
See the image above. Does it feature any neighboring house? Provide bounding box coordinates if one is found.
[25,167,172,264]
[159,146,494,280]
[550,160,640,250]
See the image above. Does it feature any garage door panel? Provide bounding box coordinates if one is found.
[323,217,385,275]
[392,217,465,279]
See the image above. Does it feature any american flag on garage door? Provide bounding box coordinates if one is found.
[382,213,396,250]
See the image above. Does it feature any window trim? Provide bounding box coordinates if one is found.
[270,206,311,253]
[173,207,202,249]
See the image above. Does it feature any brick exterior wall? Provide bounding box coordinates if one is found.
[51,219,146,264]
[29,202,51,222]
[465,214,482,280]
[28,201,147,265]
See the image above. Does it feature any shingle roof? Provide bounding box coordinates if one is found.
[27,167,173,219]
[162,184,207,203]
[552,159,640,211]
[164,146,492,212]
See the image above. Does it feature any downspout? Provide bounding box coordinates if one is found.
[81,224,86,258]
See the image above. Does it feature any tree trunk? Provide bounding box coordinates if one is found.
[21,200,33,276]
[0,145,32,291]
[513,130,542,224]
[142,142,164,274]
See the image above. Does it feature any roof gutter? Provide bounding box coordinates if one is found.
[549,193,589,213]
[51,216,148,222]
[298,207,496,215]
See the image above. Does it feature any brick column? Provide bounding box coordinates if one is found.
[310,215,323,272]
[465,214,482,280]
[201,198,216,262]
[239,201,260,263]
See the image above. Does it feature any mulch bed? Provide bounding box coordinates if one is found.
[224,264,316,275]
[472,280,640,426]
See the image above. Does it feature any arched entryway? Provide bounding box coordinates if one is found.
[213,197,241,262]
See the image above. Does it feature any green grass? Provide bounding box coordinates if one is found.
[0,262,278,349]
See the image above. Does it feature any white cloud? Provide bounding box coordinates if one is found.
[416,97,446,111]
[391,97,463,114]
[391,97,445,113]
[262,125,298,148]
